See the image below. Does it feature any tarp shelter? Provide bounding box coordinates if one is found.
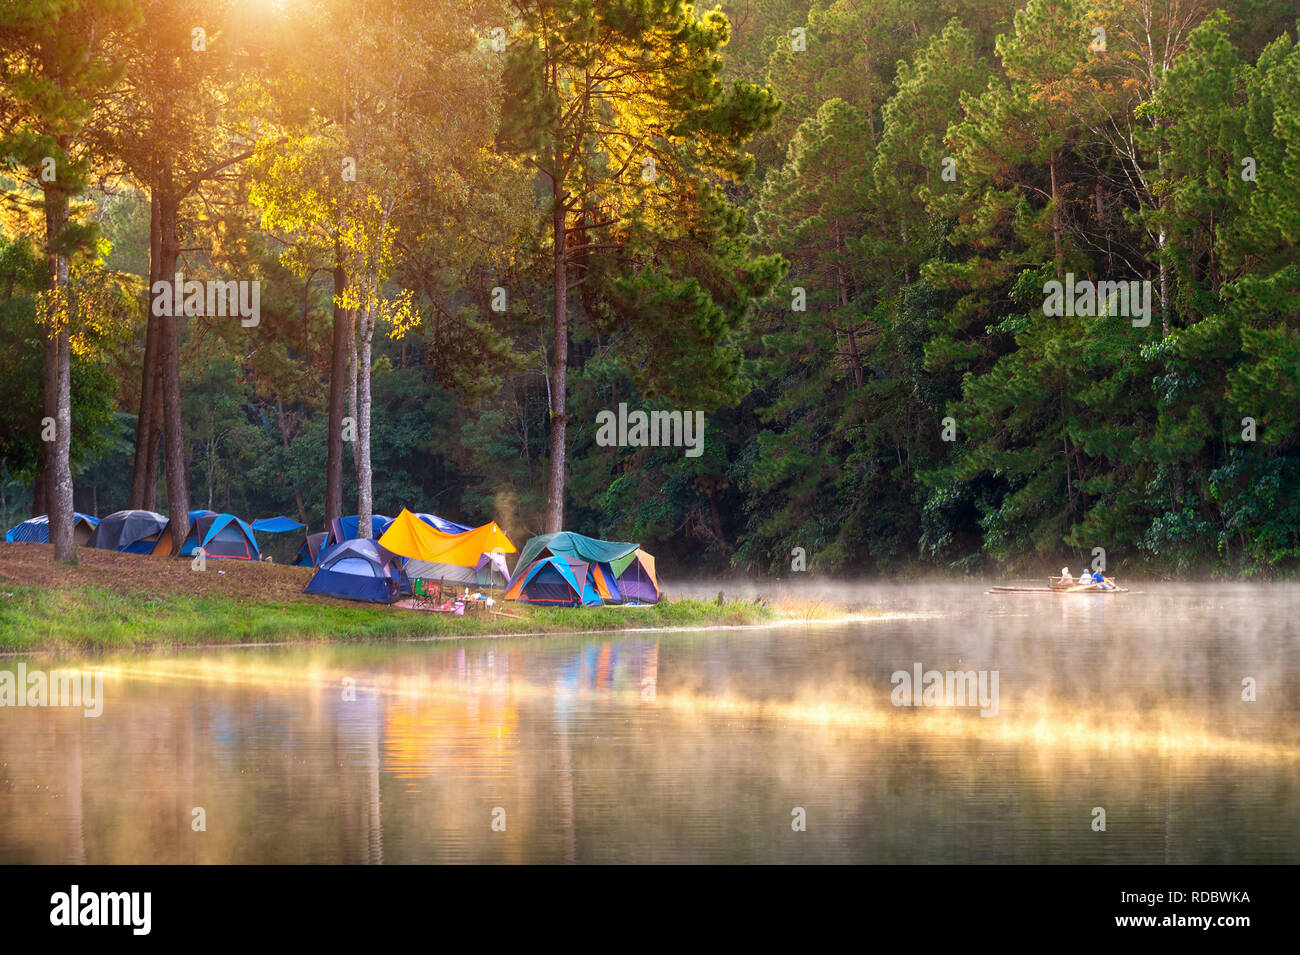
[503,556,603,607]
[511,532,639,604]
[378,509,516,567]
[304,539,409,604]
[324,514,394,548]
[5,512,99,545]
[513,531,638,570]
[294,532,327,567]
[405,552,510,589]
[251,516,304,534]
[609,548,659,603]
[154,512,259,559]
[85,509,168,553]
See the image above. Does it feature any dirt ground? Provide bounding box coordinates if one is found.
[0,542,317,603]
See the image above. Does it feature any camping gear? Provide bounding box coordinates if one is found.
[304,539,409,604]
[404,552,510,589]
[153,512,259,559]
[503,555,603,607]
[378,509,515,566]
[294,531,327,567]
[609,548,659,603]
[5,512,100,546]
[324,514,394,549]
[413,513,472,534]
[149,509,216,556]
[84,509,168,553]
[510,532,640,604]
[512,531,637,574]
[251,515,305,534]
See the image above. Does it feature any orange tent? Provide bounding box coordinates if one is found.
[378,508,516,567]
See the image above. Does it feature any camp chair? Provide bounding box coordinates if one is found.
[411,578,439,610]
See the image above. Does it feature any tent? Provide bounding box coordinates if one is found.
[503,556,603,607]
[154,512,259,559]
[149,510,214,556]
[513,531,638,571]
[510,532,639,604]
[324,514,394,548]
[85,509,168,553]
[378,509,516,567]
[413,513,471,534]
[294,532,327,567]
[405,552,510,589]
[5,512,100,545]
[304,539,409,604]
[251,515,304,534]
[610,548,659,603]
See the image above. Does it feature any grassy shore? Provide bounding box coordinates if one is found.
[0,582,781,651]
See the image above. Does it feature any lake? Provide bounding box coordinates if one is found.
[2,582,1297,863]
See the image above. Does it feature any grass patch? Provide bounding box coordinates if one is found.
[0,583,778,651]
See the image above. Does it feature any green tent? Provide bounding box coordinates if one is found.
[510,532,638,582]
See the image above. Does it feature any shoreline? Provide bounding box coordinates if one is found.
[0,612,914,658]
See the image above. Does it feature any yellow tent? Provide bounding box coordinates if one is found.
[378,508,516,566]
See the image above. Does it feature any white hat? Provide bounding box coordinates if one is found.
[1061,567,1069,575]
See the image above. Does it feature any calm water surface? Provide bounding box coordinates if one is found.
[2,582,1297,863]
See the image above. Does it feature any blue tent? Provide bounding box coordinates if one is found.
[325,514,394,549]
[503,556,603,607]
[413,513,472,534]
[174,513,260,559]
[251,515,304,534]
[304,539,409,603]
[294,531,327,567]
[5,512,100,545]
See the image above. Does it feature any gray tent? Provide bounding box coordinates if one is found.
[84,509,168,553]
[405,552,509,589]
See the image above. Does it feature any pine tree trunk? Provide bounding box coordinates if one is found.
[157,171,189,550]
[325,253,349,523]
[545,186,569,534]
[130,191,163,509]
[43,181,74,562]
[356,306,374,539]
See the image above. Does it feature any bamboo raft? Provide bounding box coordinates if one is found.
[990,576,1129,594]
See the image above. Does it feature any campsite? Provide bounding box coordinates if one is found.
[1,0,1297,895]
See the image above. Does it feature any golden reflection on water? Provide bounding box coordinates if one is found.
[85,654,1300,765]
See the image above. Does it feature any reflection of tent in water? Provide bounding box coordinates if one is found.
[510,532,642,604]
[304,539,409,603]
[84,509,168,553]
[503,555,603,607]
[153,511,260,559]
[5,512,100,545]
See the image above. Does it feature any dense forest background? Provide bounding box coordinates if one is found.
[2,0,1298,578]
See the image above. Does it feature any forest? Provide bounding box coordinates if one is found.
[1,0,1297,578]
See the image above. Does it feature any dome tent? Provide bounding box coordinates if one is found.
[304,538,409,604]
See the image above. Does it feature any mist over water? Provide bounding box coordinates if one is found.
[1,582,1296,862]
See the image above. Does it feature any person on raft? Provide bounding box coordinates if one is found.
[1090,569,1114,590]
[1059,567,1073,586]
